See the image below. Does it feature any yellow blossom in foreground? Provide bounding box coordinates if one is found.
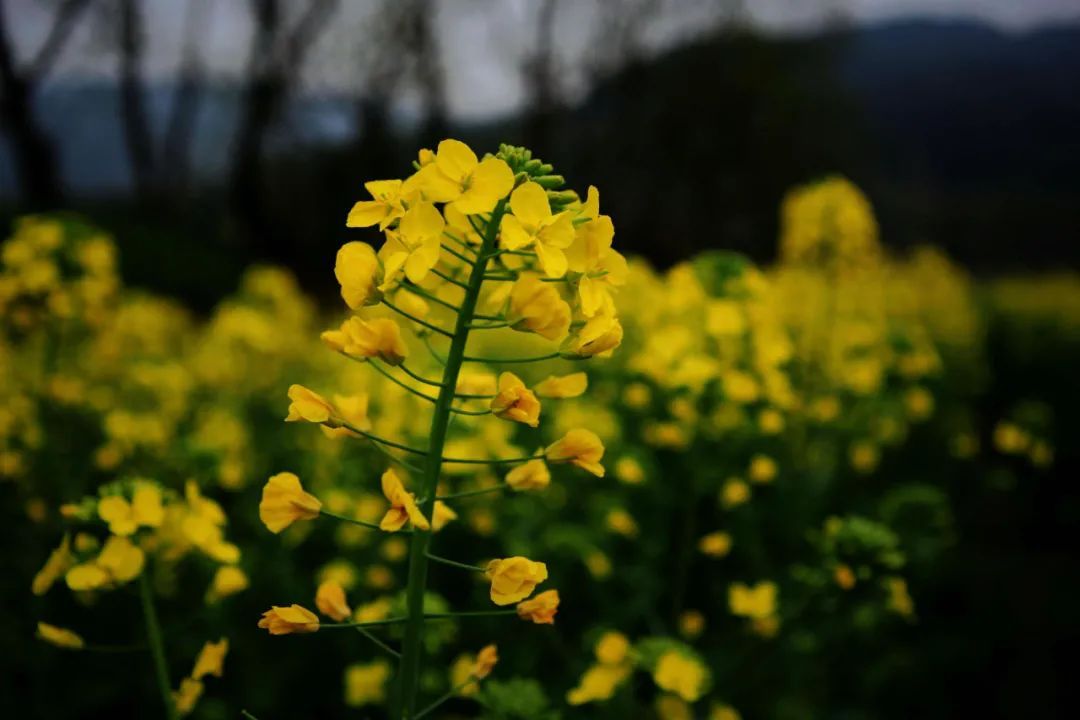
[410,139,514,215]
[534,372,588,398]
[379,468,430,532]
[284,385,338,425]
[345,659,392,707]
[490,372,541,427]
[259,472,322,534]
[472,644,499,679]
[378,201,445,285]
[65,563,110,591]
[729,581,778,619]
[347,180,410,230]
[258,604,320,635]
[322,316,408,366]
[566,663,631,705]
[95,535,145,583]
[191,638,228,680]
[500,181,575,277]
[451,654,480,696]
[334,241,383,308]
[516,589,560,624]
[654,651,708,701]
[173,677,203,715]
[315,580,352,622]
[562,311,623,358]
[506,274,571,340]
[505,459,550,491]
[32,535,73,595]
[432,501,457,532]
[699,531,732,558]
[546,429,605,477]
[485,556,548,605]
[37,622,84,650]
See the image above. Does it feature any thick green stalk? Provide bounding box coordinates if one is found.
[139,572,178,720]
[395,200,506,719]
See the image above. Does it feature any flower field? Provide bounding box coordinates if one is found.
[3,142,1076,719]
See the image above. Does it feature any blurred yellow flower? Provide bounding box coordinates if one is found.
[173,677,203,715]
[748,454,778,484]
[284,385,337,425]
[505,459,551,491]
[432,501,458,532]
[834,564,856,590]
[32,534,73,596]
[534,372,587,399]
[207,565,248,602]
[653,650,708,701]
[36,622,84,650]
[191,638,228,680]
[720,478,751,509]
[699,531,732,558]
[344,659,392,707]
[315,580,352,622]
[729,581,778,620]
[472,644,499,679]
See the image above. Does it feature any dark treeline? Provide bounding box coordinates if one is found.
[1,0,1078,310]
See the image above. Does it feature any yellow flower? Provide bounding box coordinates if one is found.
[346,180,411,230]
[432,501,458,532]
[614,457,645,484]
[96,534,145,583]
[605,509,638,538]
[566,189,627,316]
[472,643,499,679]
[65,563,110,591]
[315,580,352,622]
[834,564,856,590]
[505,459,551,491]
[729,581,778,619]
[679,610,705,639]
[656,695,693,720]
[886,577,915,618]
[98,487,166,537]
[566,663,631,705]
[720,478,750,509]
[321,393,372,439]
[36,622,84,650]
[410,139,514,214]
[546,429,605,477]
[485,556,548,605]
[711,704,743,720]
[516,589,560,624]
[258,604,320,635]
[595,631,629,665]
[534,372,587,398]
[207,566,248,602]
[698,531,732,558]
[378,201,445,285]
[500,182,575,277]
[748,454,778,484]
[353,597,392,623]
[451,653,480,696]
[284,385,338,425]
[654,651,708,702]
[849,441,880,474]
[259,472,322,534]
[334,241,383,308]
[32,534,73,596]
[322,316,408,366]
[379,468,430,532]
[490,372,541,427]
[173,678,203,715]
[561,311,623,358]
[191,638,228,680]
[506,275,571,340]
[344,659,392,707]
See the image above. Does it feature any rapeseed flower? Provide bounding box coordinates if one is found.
[546,429,605,477]
[516,589,560,624]
[410,139,513,214]
[485,556,548,605]
[500,182,575,277]
[379,468,430,532]
[258,604,320,635]
[36,622,84,649]
[505,459,551,491]
[334,241,383,308]
[490,372,541,427]
[259,472,322,533]
[315,580,352,622]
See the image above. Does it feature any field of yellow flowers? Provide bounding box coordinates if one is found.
[3,142,1076,719]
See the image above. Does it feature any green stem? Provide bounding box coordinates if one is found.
[425,553,487,572]
[320,508,404,533]
[383,299,454,337]
[355,626,402,658]
[462,352,560,363]
[435,485,507,501]
[139,572,178,720]
[414,677,482,719]
[320,617,407,629]
[396,199,507,719]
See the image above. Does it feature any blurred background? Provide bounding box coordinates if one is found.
[2,0,1078,309]
[4,1,1080,718]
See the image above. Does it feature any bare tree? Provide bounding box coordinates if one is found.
[521,0,559,149]
[115,0,153,197]
[228,0,339,255]
[0,0,93,208]
[162,0,208,196]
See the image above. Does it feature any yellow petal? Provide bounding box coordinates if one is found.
[435,139,479,181]
[509,182,552,226]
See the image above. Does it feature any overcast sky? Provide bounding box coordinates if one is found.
[8,0,1080,120]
